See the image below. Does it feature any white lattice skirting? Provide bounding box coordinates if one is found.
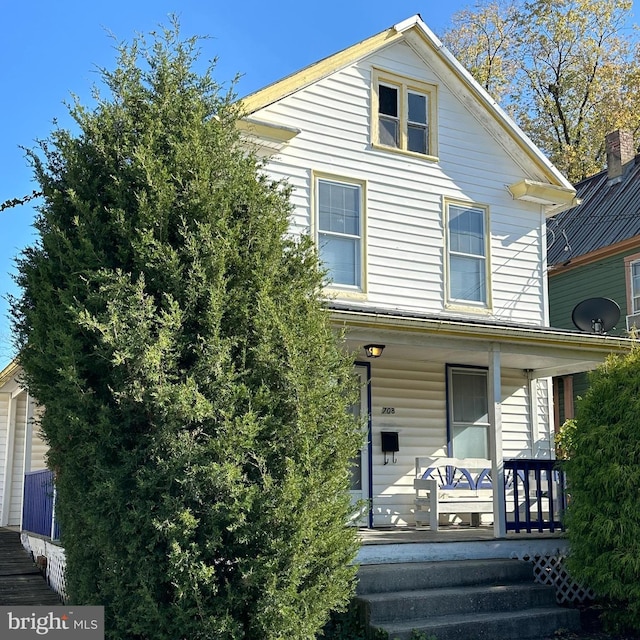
[512,549,596,604]
[21,532,67,602]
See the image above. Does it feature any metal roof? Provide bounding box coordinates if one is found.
[547,157,640,266]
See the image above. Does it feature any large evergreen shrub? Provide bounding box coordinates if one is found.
[13,24,361,640]
[564,345,640,633]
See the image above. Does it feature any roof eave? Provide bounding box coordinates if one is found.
[240,14,572,192]
[508,180,580,217]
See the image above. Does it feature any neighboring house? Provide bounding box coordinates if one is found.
[547,129,640,425]
[0,360,47,528]
[239,14,631,536]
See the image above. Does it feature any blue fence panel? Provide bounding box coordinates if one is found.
[22,469,59,539]
[504,459,567,533]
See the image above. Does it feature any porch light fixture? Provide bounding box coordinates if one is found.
[363,344,385,358]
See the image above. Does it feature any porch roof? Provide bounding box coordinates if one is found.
[329,302,634,378]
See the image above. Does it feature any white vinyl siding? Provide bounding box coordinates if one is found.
[368,357,447,527]
[0,391,48,527]
[252,41,547,325]
[243,36,557,529]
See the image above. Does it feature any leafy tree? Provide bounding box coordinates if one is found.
[442,0,638,182]
[440,1,520,103]
[564,346,640,633]
[13,23,361,640]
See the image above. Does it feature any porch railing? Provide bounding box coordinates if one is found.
[504,459,567,533]
[22,469,60,540]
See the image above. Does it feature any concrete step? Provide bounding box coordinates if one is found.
[374,606,581,640]
[356,558,533,595]
[360,582,557,623]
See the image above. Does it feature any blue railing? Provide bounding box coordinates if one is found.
[504,459,567,533]
[22,469,60,539]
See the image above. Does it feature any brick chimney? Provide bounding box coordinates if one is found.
[606,129,635,182]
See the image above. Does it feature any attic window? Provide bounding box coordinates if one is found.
[372,69,437,159]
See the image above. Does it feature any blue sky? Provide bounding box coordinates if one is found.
[0,1,469,369]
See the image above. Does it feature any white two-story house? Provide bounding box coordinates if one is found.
[4,15,632,545]
[238,14,631,535]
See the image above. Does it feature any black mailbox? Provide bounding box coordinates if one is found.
[381,431,399,464]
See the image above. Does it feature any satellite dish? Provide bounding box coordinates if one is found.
[571,297,620,334]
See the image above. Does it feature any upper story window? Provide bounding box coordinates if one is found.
[445,200,491,308]
[372,69,437,159]
[315,175,365,291]
[630,259,640,313]
[624,254,640,329]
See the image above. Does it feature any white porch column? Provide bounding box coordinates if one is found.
[488,344,506,537]
[19,393,34,529]
[21,393,33,475]
[526,370,540,457]
[1,392,18,526]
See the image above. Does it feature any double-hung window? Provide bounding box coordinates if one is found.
[624,255,640,331]
[447,366,489,459]
[630,259,640,313]
[446,200,490,307]
[373,69,436,158]
[316,176,364,290]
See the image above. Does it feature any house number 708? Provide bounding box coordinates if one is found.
[382,407,396,414]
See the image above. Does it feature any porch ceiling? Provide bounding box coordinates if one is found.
[331,306,633,378]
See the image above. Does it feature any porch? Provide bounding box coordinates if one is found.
[357,525,567,564]
[337,304,633,534]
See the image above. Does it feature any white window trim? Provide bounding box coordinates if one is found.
[312,171,367,295]
[371,67,438,160]
[624,253,640,315]
[444,197,492,312]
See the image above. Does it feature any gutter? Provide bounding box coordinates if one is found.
[329,308,632,353]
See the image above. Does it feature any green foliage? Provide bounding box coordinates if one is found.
[0,190,42,213]
[14,21,361,640]
[564,345,640,633]
[556,418,578,460]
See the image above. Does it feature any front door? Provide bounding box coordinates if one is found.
[349,364,371,526]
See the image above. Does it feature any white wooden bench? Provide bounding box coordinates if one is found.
[414,457,493,531]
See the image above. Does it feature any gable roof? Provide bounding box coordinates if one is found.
[240,14,576,203]
[547,155,640,268]
[0,360,19,387]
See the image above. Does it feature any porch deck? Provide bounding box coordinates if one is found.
[356,526,567,565]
